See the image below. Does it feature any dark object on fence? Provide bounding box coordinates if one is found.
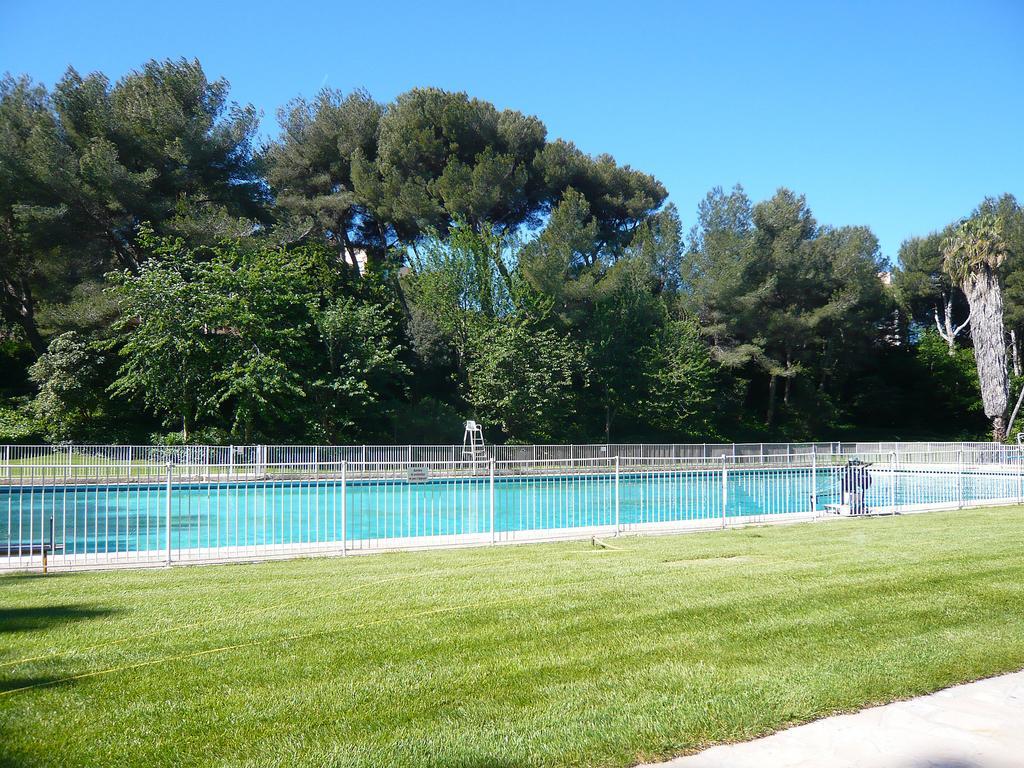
[840,460,873,514]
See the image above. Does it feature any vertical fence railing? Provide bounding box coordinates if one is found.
[952,448,962,508]
[165,463,173,566]
[489,458,495,545]
[721,456,728,528]
[810,446,818,514]
[614,455,620,536]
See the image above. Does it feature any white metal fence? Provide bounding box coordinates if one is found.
[2,444,1023,573]
[0,440,1012,481]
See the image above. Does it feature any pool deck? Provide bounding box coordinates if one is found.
[646,670,1024,768]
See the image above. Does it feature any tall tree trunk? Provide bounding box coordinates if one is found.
[1,277,46,355]
[766,375,778,427]
[963,266,1009,441]
[783,353,792,406]
[604,403,616,444]
[1011,329,1021,377]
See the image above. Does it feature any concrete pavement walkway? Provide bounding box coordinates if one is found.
[645,671,1024,768]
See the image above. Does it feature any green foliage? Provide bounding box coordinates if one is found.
[0,325,33,397]
[149,426,232,446]
[267,85,665,271]
[1,57,1018,444]
[466,321,588,443]
[0,398,43,443]
[313,297,409,441]
[0,60,264,355]
[390,396,465,444]
[403,222,517,374]
[915,329,984,419]
[28,332,106,441]
[637,319,717,438]
[108,234,408,443]
[354,88,547,237]
[204,243,318,442]
[682,186,891,433]
[265,89,385,261]
[892,232,959,328]
[943,213,1011,284]
[107,244,218,441]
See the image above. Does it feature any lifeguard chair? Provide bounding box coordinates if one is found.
[462,420,487,469]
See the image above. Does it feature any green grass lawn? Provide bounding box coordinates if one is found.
[2,507,1024,768]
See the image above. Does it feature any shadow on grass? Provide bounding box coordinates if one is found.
[0,605,115,634]
[0,674,70,694]
[0,572,75,584]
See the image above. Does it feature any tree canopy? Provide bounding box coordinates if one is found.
[1,57,1020,445]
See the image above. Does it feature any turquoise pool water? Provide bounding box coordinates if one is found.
[1,467,1018,556]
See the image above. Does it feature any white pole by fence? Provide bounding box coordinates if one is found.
[614,455,621,536]
[958,450,964,509]
[1018,448,1023,505]
[165,462,173,566]
[890,450,896,515]
[341,461,347,556]
[721,456,728,529]
[811,446,817,513]
[489,458,496,544]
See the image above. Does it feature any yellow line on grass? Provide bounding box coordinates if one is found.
[0,555,535,670]
[0,576,602,698]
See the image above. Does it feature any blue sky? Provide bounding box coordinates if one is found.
[2,0,1022,261]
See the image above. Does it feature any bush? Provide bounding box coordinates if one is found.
[149,426,233,446]
[0,399,44,443]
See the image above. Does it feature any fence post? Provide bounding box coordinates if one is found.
[614,455,621,536]
[958,449,964,509]
[1018,446,1023,505]
[341,460,347,556]
[165,461,173,566]
[489,458,496,545]
[721,456,728,529]
[811,446,817,514]
[890,450,896,515]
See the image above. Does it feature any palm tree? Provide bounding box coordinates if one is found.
[943,214,1012,440]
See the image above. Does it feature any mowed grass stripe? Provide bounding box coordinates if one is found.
[2,506,1023,767]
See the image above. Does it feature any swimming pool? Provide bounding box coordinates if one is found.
[1,464,1020,565]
